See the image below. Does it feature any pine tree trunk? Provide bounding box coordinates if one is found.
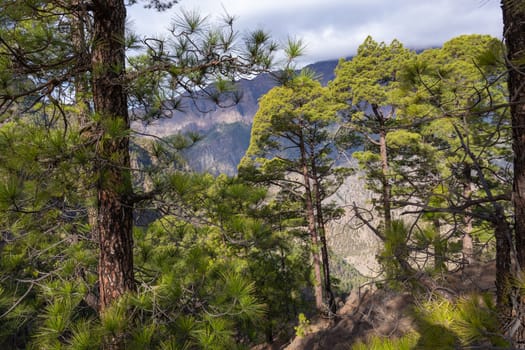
[299,131,323,311]
[462,218,474,264]
[377,115,392,231]
[310,150,336,315]
[492,209,513,343]
[71,6,101,312]
[71,0,91,127]
[314,188,336,315]
[502,0,525,270]
[502,1,525,345]
[304,176,324,312]
[463,168,474,264]
[494,210,512,311]
[432,220,446,272]
[91,0,135,314]
[72,3,96,237]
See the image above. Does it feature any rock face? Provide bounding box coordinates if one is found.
[327,173,382,278]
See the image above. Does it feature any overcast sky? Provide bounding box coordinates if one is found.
[127,0,502,66]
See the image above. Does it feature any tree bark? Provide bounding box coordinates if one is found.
[502,1,525,345]
[72,1,97,237]
[91,0,135,313]
[493,210,512,313]
[299,130,324,311]
[310,145,336,315]
[71,0,91,127]
[502,0,525,270]
[463,165,474,264]
[373,104,392,231]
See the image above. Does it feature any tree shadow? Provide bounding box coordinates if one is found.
[412,318,461,350]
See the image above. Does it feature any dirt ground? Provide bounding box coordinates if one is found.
[253,261,497,350]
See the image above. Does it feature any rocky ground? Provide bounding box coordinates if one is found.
[253,261,497,350]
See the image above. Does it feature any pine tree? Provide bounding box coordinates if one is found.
[331,36,414,235]
[398,35,512,308]
[239,72,348,314]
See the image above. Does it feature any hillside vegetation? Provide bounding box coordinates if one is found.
[0,1,524,349]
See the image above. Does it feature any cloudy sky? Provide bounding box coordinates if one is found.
[127,0,502,66]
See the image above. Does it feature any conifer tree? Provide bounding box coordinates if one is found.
[239,73,348,314]
[398,35,512,308]
[331,36,414,234]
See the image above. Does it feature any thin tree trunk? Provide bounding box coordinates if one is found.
[494,210,512,313]
[72,2,97,237]
[71,5,100,312]
[310,146,336,315]
[463,166,474,264]
[299,131,323,311]
[377,116,392,231]
[462,218,474,263]
[433,219,446,272]
[370,104,392,230]
[91,0,135,313]
[71,0,91,127]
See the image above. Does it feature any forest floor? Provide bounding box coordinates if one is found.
[253,261,496,350]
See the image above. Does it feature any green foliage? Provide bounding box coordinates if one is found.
[294,313,310,338]
[352,332,419,350]
[130,174,313,345]
[377,220,411,286]
[414,294,508,348]
[331,36,415,237]
[68,319,100,350]
[396,35,511,269]
[0,118,99,349]
[335,34,510,282]
[329,253,367,294]
[241,72,343,170]
[0,104,310,349]
[354,294,507,349]
[239,72,349,313]
[333,36,414,107]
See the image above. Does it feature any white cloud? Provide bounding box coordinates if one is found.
[127,0,503,65]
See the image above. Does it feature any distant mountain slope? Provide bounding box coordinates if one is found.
[306,58,341,85]
[184,122,252,175]
[133,58,341,175]
[136,59,340,133]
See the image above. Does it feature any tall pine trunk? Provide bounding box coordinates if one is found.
[502,0,525,345]
[310,146,336,315]
[502,0,525,270]
[379,127,391,229]
[372,104,392,231]
[299,130,324,311]
[91,0,135,313]
[493,210,512,313]
[312,178,336,314]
